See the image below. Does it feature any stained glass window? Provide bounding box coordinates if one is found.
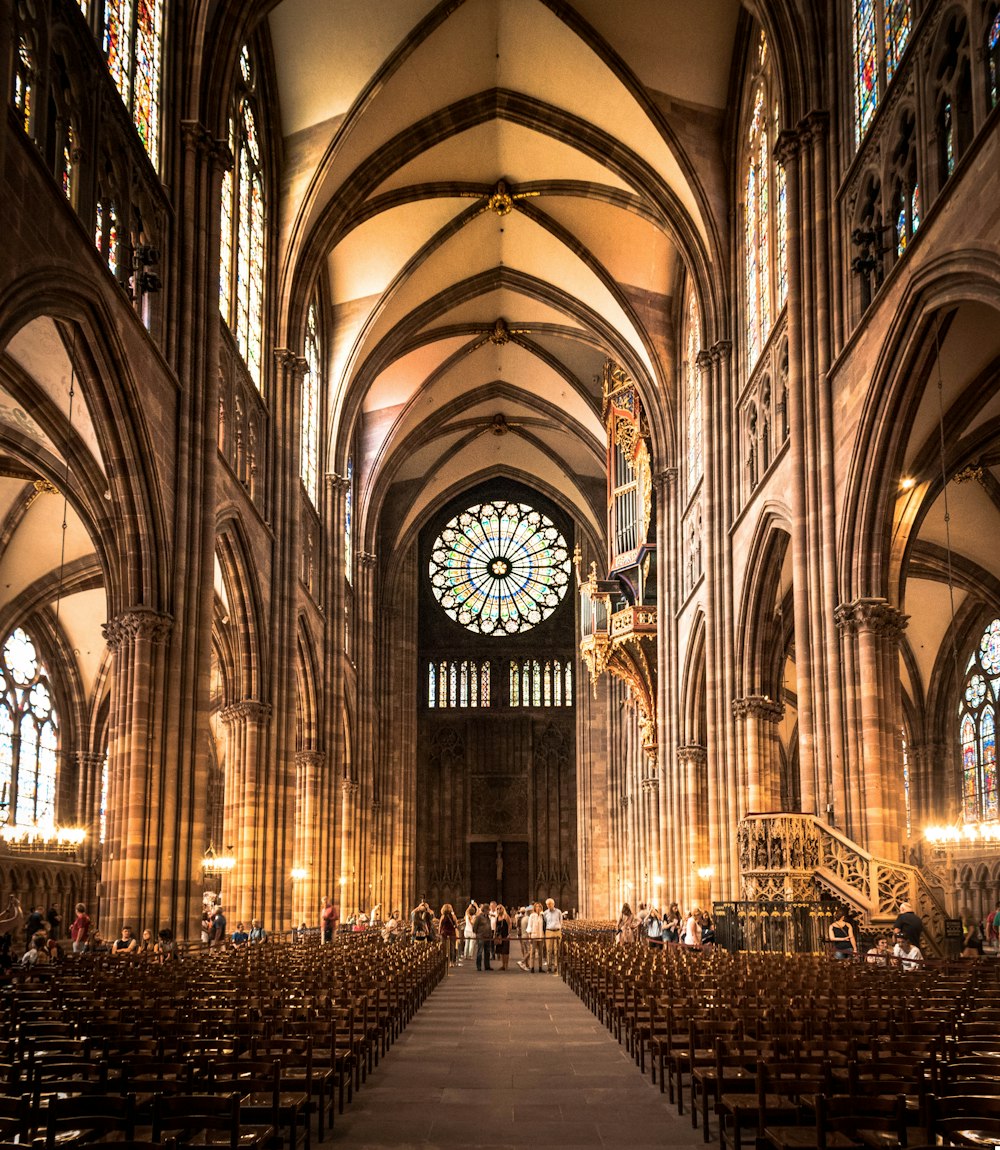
[990,11,1000,109]
[13,36,33,132]
[101,0,163,167]
[509,659,573,707]
[743,31,785,371]
[959,618,1000,823]
[426,660,492,709]
[302,300,321,506]
[220,46,266,389]
[853,0,912,145]
[429,501,571,635]
[0,628,59,830]
[344,457,353,582]
[685,288,702,497]
[95,200,120,276]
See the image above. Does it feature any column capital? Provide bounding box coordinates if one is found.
[835,597,909,638]
[656,466,678,487]
[774,127,803,167]
[326,472,351,493]
[641,776,659,795]
[732,694,785,721]
[710,340,732,363]
[695,349,714,372]
[341,779,359,797]
[102,608,173,649]
[800,109,830,143]
[220,699,273,725]
[359,551,377,569]
[274,348,309,379]
[180,120,232,169]
[295,749,325,769]
[677,743,707,767]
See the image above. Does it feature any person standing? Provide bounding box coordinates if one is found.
[321,898,337,943]
[211,905,227,946]
[681,906,702,947]
[494,905,512,970]
[891,901,923,948]
[410,899,434,943]
[69,903,91,954]
[463,902,477,961]
[526,901,545,972]
[542,898,564,975]
[24,906,44,949]
[828,910,857,959]
[248,919,268,944]
[438,903,459,967]
[473,904,493,970]
[617,903,639,945]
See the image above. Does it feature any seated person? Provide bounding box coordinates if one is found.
[248,919,267,944]
[112,926,138,956]
[865,937,891,966]
[22,932,51,968]
[892,932,923,971]
[230,922,249,947]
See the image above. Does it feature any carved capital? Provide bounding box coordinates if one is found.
[102,608,173,649]
[835,597,909,639]
[359,551,377,569]
[341,779,359,797]
[295,749,325,770]
[274,348,309,381]
[75,750,107,771]
[656,467,678,488]
[180,119,213,153]
[695,349,714,372]
[620,793,631,809]
[641,776,659,795]
[677,743,707,767]
[732,694,785,722]
[710,340,732,363]
[774,127,802,167]
[800,109,830,143]
[326,472,351,493]
[219,699,273,725]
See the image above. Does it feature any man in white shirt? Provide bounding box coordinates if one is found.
[542,898,564,975]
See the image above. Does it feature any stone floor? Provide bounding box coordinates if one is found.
[330,950,709,1149]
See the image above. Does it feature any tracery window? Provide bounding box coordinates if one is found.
[12,35,33,133]
[889,110,920,257]
[428,660,492,708]
[932,12,972,188]
[220,45,266,390]
[853,0,913,145]
[344,456,353,582]
[989,8,1000,109]
[0,628,59,830]
[742,31,787,370]
[302,299,321,506]
[685,288,702,497]
[102,0,164,166]
[428,501,571,635]
[959,619,1000,824]
[509,659,573,707]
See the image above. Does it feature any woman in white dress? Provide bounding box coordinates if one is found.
[682,906,702,947]
[463,902,477,961]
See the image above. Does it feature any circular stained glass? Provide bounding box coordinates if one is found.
[981,620,1000,674]
[428,500,571,635]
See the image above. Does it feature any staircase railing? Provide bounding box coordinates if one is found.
[737,814,948,956]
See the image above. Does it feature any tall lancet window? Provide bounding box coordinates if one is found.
[220,44,266,389]
[344,457,353,582]
[0,628,59,830]
[102,0,164,166]
[302,299,321,506]
[742,31,785,370]
[685,287,702,497]
[853,0,913,145]
[989,9,1000,110]
[959,618,1000,824]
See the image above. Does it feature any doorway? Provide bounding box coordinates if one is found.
[469,840,529,907]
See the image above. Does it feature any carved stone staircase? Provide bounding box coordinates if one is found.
[737,814,949,956]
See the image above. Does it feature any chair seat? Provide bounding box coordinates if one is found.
[764,1125,858,1150]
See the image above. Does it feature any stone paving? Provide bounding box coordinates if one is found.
[331,953,709,1149]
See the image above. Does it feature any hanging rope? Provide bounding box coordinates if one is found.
[53,327,76,635]
[933,314,962,695]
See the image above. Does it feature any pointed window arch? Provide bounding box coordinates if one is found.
[853,0,913,145]
[220,44,267,389]
[742,31,786,370]
[0,628,59,830]
[102,0,164,166]
[959,619,1000,823]
[302,299,321,506]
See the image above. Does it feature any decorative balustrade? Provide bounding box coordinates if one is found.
[738,813,948,955]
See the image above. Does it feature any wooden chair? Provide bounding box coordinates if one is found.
[44,1092,137,1150]
[151,1091,271,1150]
[207,1059,309,1150]
[929,1093,1000,1147]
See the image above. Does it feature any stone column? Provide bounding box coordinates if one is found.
[354,551,378,903]
[101,607,173,930]
[219,698,272,924]
[676,744,707,910]
[733,695,785,813]
[292,749,324,926]
[835,598,908,859]
[339,779,359,916]
[655,467,678,897]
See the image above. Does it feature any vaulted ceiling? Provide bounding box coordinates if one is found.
[268,0,742,554]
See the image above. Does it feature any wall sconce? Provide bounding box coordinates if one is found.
[290,867,309,881]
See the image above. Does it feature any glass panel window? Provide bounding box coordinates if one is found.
[853,0,913,145]
[0,628,59,829]
[102,0,163,166]
[302,300,321,505]
[428,501,571,635]
[959,619,1000,823]
[990,11,1000,109]
[220,47,266,389]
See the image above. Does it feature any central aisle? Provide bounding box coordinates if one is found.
[331,952,709,1149]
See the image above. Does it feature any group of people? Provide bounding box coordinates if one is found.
[616,902,714,948]
[200,905,269,947]
[828,900,927,968]
[357,897,568,974]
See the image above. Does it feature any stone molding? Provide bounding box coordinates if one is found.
[342,779,359,797]
[219,699,273,725]
[732,694,785,721]
[326,472,351,493]
[834,597,909,638]
[295,749,325,769]
[676,743,707,766]
[102,608,173,649]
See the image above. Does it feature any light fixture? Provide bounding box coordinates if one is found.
[899,477,916,491]
[925,822,1000,844]
[338,875,347,886]
[290,867,309,881]
[202,843,236,873]
[653,875,664,887]
[696,865,715,881]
